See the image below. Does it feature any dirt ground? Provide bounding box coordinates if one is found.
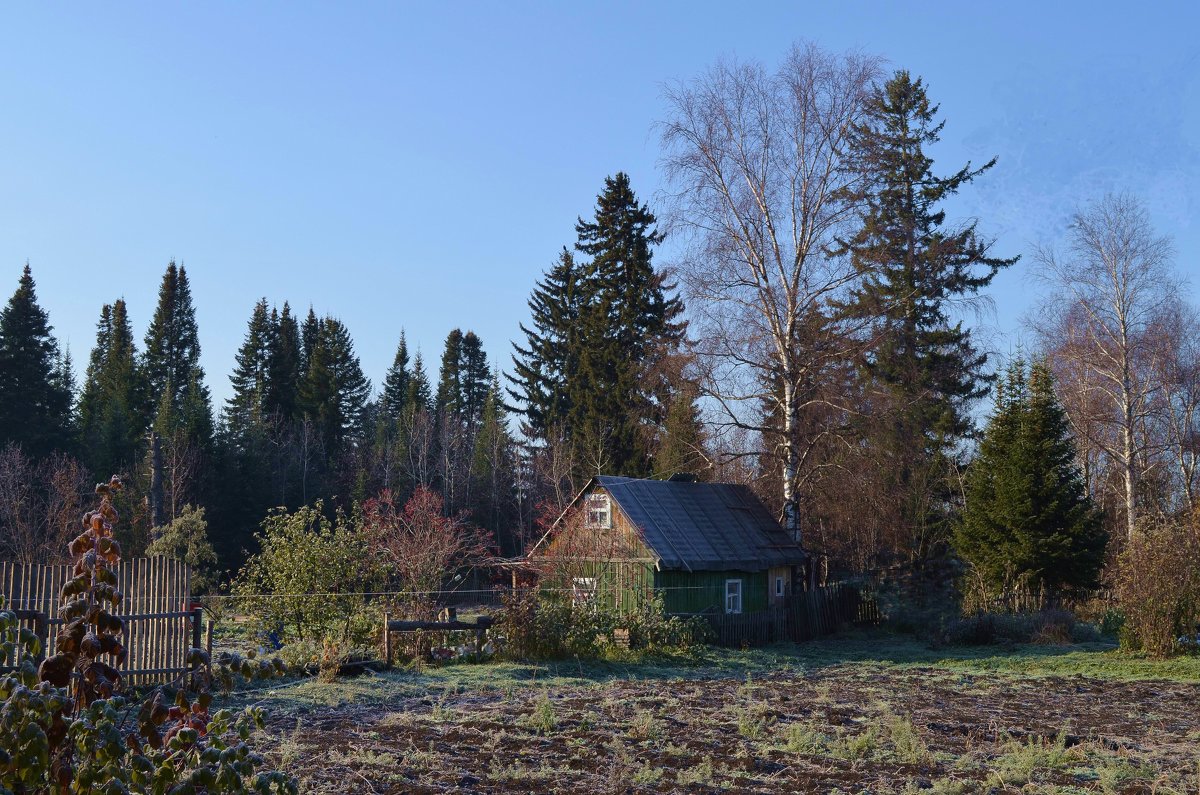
[238,641,1200,794]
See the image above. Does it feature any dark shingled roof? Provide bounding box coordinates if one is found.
[593,476,806,571]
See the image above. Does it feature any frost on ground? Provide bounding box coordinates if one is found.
[232,637,1200,794]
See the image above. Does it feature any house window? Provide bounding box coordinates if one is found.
[725,579,742,614]
[572,577,597,604]
[775,576,784,598]
[585,493,611,528]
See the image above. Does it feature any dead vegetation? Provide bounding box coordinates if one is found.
[232,637,1200,793]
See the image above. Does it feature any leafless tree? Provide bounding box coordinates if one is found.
[659,42,882,543]
[162,430,199,524]
[0,445,90,564]
[1153,302,1200,515]
[40,453,91,560]
[1032,193,1180,541]
[401,407,436,491]
[362,486,492,620]
[0,445,37,563]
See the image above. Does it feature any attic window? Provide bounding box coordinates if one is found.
[585,493,611,529]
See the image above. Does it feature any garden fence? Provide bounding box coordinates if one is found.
[0,557,199,685]
[704,582,879,647]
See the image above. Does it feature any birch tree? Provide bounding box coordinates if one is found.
[1033,194,1179,541]
[660,42,881,544]
[1154,303,1200,515]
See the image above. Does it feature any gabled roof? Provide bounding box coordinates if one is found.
[535,475,807,572]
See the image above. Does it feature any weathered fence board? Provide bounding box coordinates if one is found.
[0,558,196,685]
[706,583,877,647]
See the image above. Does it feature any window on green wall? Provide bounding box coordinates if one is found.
[725,579,742,614]
[572,577,597,605]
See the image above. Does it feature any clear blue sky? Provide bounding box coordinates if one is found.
[2,2,1197,407]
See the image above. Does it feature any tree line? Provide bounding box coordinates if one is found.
[1,41,1196,604]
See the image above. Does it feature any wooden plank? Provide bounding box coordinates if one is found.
[2,557,195,683]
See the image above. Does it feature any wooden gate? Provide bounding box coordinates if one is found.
[0,558,198,685]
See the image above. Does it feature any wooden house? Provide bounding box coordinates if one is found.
[527,475,810,615]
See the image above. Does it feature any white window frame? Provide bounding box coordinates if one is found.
[572,577,597,605]
[584,493,611,529]
[775,576,785,598]
[725,578,742,614]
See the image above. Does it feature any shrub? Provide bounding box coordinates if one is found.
[1099,608,1125,639]
[0,476,295,793]
[362,487,492,622]
[1029,608,1075,644]
[621,593,711,653]
[944,609,1080,646]
[498,589,708,661]
[146,504,220,593]
[234,502,383,660]
[498,589,618,660]
[1116,518,1200,657]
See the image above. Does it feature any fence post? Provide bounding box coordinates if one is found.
[382,612,392,668]
[190,608,202,690]
[191,608,202,652]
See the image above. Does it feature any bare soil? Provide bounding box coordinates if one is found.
[244,647,1200,794]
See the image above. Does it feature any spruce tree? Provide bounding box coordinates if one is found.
[0,264,73,457]
[837,71,1017,557]
[380,331,411,421]
[142,262,212,448]
[436,329,490,432]
[507,248,581,437]
[435,329,464,419]
[508,174,685,480]
[575,172,683,369]
[954,360,1106,593]
[54,346,78,437]
[570,172,684,477]
[299,315,370,461]
[78,300,144,475]
[299,307,320,374]
[653,381,707,480]
[266,302,302,423]
[407,351,432,412]
[224,298,276,442]
[471,377,518,553]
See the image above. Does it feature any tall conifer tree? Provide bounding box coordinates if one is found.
[381,331,411,421]
[266,302,302,423]
[78,300,143,474]
[837,72,1017,556]
[437,329,490,431]
[300,315,370,461]
[508,249,581,438]
[509,174,684,480]
[0,264,73,457]
[142,262,212,447]
[224,299,276,442]
[407,351,432,412]
[472,377,518,553]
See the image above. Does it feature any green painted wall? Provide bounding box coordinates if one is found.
[654,569,768,615]
[540,559,656,615]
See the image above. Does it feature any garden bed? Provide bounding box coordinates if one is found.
[231,635,1200,793]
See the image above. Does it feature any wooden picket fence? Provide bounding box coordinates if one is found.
[706,582,878,647]
[0,558,199,685]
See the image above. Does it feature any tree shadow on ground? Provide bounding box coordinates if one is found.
[228,629,1199,716]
